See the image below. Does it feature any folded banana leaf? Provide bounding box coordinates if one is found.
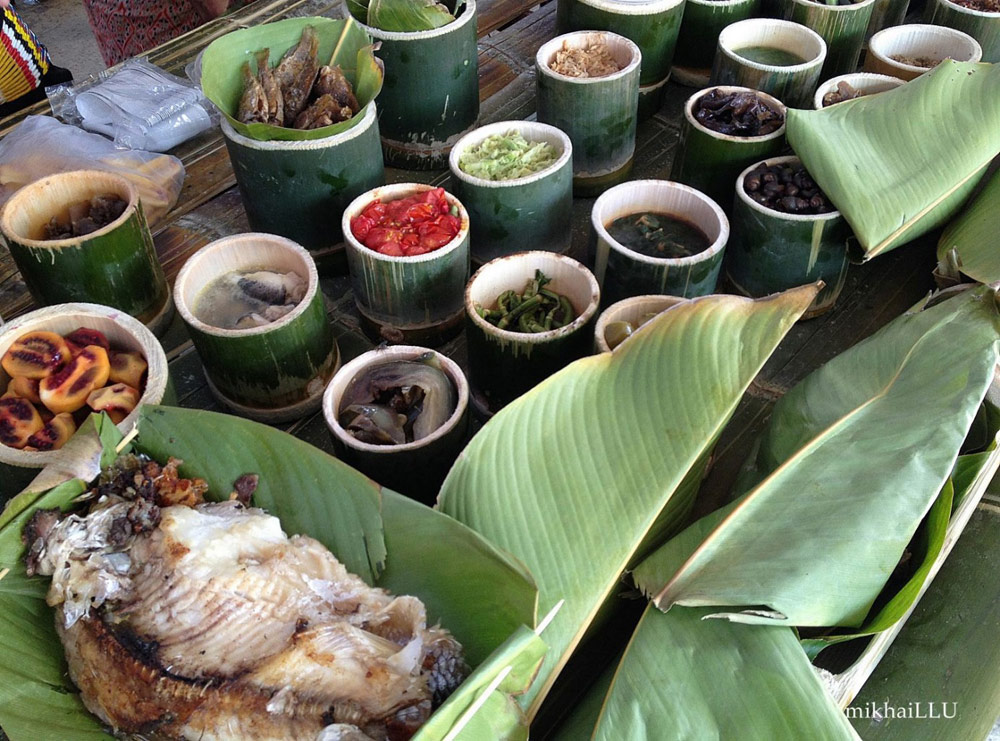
[0,406,540,740]
[849,496,1000,741]
[651,285,1000,628]
[438,285,819,716]
[200,16,383,141]
[786,61,1000,261]
[348,0,463,32]
[936,169,1000,285]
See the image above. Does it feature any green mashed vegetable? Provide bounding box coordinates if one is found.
[459,131,559,181]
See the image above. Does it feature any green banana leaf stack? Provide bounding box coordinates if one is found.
[2,283,1000,739]
[787,61,1000,262]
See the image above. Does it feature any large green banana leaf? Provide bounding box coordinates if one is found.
[936,169,1000,285]
[200,16,383,141]
[786,61,1000,261]
[848,495,1000,741]
[0,406,540,741]
[652,286,1000,628]
[438,284,819,716]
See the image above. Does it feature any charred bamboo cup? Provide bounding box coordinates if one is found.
[865,23,983,79]
[174,233,339,423]
[536,31,642,196]
[448,121,573,265]
[711,19,828,107]
[322,345,470,505]
[0,170,172,336]
[926,0,1000,63]
[342,184,471,345]
[556,0,687,118]
[727,155,851,319]
[672,0,761,87]
[220,104,384,270]
[349,0,479,169]
[0,302,169,499]
[670,86,787,209]
[784,0,877,78]
[813,71,905,108]
[591,179,730,304]
[594,294,686,353]
[465,251,600,414]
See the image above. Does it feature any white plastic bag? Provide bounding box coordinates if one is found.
[0,116,185,226]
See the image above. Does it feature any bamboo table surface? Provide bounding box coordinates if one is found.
[0,0,941,505]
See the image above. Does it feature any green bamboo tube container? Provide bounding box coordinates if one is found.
[711,18,828,107]
[464,251,600,414]
[536,31,642,196]
[448,121,573,265]
[555,0,686,118]
[593,293,686,352]
[866,0,910,40]
[785,0,877,78]
[174,233,339,422]
[727,156,851,319]
[342,183,470,345]
[864,23,982,79]
[812,71,905,107]
[672,0,761,87]
[322,345,470,504]
[349,0,479,169]
[591,179,730,305]
[0,302,169,500]
[670,86,787,209]
[220,104,384,269]
[926,0,1000,62]
[0,170,172,335]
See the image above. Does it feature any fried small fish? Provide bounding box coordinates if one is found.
[294,94,354,129]
[255,49,284,126]
[237,60,268,124]
[275,25,320,122]
[314,64,359,114]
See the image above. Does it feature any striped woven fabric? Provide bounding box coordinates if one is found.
[0,6,50,104]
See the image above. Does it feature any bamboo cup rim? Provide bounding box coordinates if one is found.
[346,0,477,40]
[536,31,642,84]
[684,86,788,143]
[448,120,573,189]
[735,155,843,222]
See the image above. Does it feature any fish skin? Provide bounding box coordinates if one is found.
[275,26,320,122]
[237,60,268,124]
[314,65,360,114]
[255,49,285,126]
[294,94,354,130]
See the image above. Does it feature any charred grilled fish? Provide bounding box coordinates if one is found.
[25,456,467,741]
[275,26,320,123]
[255,49,284,126]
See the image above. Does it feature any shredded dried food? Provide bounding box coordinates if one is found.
[43,193,127,239]
[743,162,835,215]
[458,131,559,181]
[694,89,784,137]
[948,0,1000,10]
[889,54,943,68]
[23,453,468,740]
[550,41,623,78]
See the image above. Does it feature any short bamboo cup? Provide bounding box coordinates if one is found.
[0,302,169,498]
[926,0,1000,63]
[594,294,687,353]
[865,23,983,79]
[174,233,339,423]
[711,19,828,107]
[813,72,905,108]
[536,31,642,195]
[1,170,172,335]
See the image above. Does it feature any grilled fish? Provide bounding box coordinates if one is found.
[275,26,320,123]
[237,60,268,124]
[314,65,359,114]
[255,49,285,126]
[27,457,466,741]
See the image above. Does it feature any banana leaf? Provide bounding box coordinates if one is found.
[935,169,1000,285]
[0,405,540,741]
[848,497,1000,741]
[652,285,1000,628]
[786,61,1000,261]
[438,284,819,716]
[369,0,460,32]
[200,16,383,142]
